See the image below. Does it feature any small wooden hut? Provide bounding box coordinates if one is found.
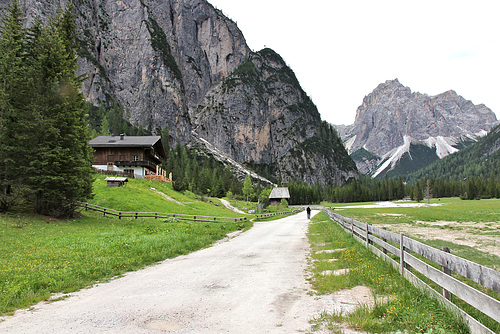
[269,187,290,206]
[105,177,128,188]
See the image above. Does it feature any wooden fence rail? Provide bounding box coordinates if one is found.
[76,202,247,223]
[324,209,500,334]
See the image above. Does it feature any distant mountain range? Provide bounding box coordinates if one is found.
[336,79,498,178]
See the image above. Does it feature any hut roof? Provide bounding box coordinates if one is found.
[269,187,290,199]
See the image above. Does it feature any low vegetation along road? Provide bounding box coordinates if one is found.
[0,210,344,333]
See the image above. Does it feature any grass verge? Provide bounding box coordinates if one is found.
[307,211,470,333]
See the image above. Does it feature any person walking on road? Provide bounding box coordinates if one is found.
[306,206,311,219]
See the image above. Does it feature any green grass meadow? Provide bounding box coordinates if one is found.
[308,211,471,333]
[0,176,251,315]
[332,198,499,226]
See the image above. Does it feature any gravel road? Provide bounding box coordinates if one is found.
[0,210,348,333]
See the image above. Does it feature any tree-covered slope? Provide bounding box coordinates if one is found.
[405,125,500,182]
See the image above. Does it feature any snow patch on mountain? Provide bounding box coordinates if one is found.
[193,136,276,186]
[475,129,488,137]
[423,136,459,159]
[371,134,472,178]
[372,136,412,178]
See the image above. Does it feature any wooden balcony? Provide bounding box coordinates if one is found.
[114,160,156,171]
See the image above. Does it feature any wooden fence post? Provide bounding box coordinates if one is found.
[119,212,121,220]
[441,246,452,301]
[365,223,369,248]
[400,233,405,275]
[103,208,106,217]
[350,218,354,236]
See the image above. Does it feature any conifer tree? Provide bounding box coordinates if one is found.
[25,2,93,216]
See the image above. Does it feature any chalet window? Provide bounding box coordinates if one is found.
[124,169,134,176]
[107,162,114,171]
[133,155,139,161]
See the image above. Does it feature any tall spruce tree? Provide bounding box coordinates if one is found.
[26,3,93,217]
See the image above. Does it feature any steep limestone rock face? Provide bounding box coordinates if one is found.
[6,0,357,185]
[15,0,250,143]
[337,79,498,177]
[192,49,356,185]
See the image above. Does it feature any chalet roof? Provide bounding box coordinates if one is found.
[269,187,290,199]
[89,135,161,147]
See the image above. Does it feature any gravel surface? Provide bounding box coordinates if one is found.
[0,210,366,333]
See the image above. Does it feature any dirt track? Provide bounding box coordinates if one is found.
[1,210,354,333]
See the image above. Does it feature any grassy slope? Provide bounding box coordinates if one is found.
[0,176,251,315]
[90,175,245,217]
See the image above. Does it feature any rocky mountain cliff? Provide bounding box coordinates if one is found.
[337,79,498,177]
[5,0,357,185]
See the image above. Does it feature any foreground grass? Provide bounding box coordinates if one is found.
[308,211,469,334]
[0,208,250,316]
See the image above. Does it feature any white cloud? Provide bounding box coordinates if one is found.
[208,0,500,125]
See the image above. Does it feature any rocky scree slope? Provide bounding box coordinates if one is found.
[9,0,357,186]
[336,79,498,177]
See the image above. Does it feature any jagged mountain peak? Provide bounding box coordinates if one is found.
[337,79,498,177]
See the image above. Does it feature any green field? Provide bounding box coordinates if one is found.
[0,176,251,315]
[327,198,500,270]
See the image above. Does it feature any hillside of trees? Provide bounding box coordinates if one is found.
[405,125,500,183]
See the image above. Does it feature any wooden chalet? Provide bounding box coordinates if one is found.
[89,135,167,179]
[269,187,290,206]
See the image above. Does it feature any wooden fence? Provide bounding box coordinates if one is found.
[324,209,500,334]
[255,208,303,219]
[76,202,247,223]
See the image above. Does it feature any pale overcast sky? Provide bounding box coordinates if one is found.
[207,0,500,125]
